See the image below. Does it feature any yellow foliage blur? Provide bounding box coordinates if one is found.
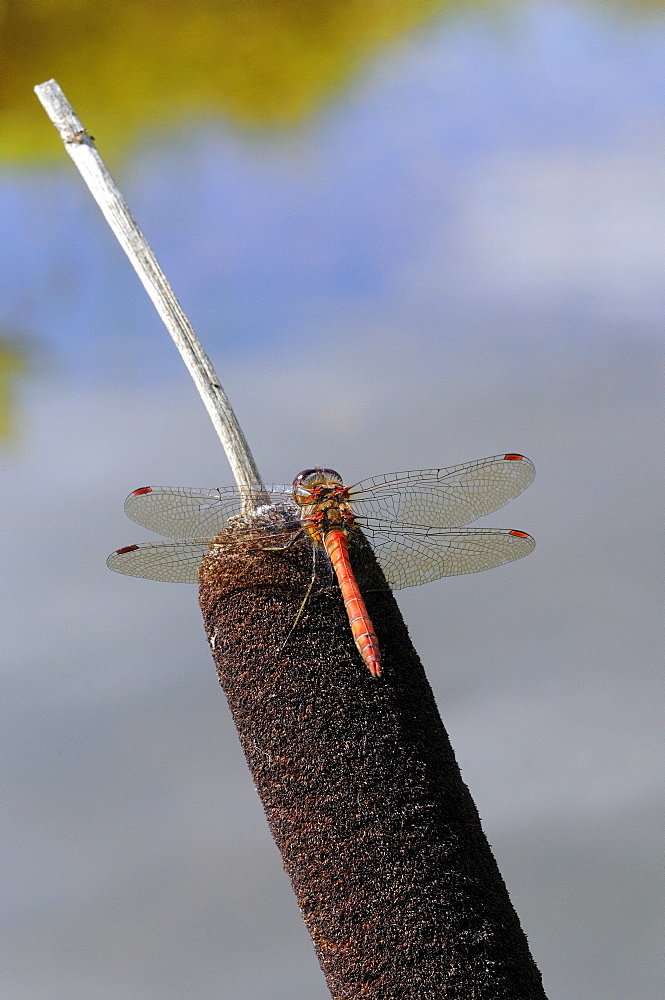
[2,0,472,162]
[0,341,29,444]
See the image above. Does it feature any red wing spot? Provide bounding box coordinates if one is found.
[509,530,530,539]
[132,487,152,496]
[504,453,524,461]
[116,544,140,554]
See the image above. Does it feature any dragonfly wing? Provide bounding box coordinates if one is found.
[107,541,212,583]
[349,454,535,528]
[123,484,292,539]
[356,526,535,590]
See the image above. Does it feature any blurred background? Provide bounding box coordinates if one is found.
[2,2,663,998]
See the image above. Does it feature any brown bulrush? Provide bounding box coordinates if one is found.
[199,508,548,1000]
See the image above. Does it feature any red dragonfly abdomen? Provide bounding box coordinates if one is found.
[323,528,382,678]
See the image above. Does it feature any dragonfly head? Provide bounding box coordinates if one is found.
[292,467,344,504]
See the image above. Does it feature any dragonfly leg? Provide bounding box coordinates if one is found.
[278,545,317,655]
[251,527,304,553]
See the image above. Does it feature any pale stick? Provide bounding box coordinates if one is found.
[34,78,263,504]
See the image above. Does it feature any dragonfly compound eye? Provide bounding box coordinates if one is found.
[292,467,344,494]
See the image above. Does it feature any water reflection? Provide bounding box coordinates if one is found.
[4,0,665,162]
[2,2,663,386]
[1,4,664,1000]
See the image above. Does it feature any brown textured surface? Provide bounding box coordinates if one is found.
[199,508,547,999]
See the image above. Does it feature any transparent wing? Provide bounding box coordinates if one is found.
[123,484,293,539]
[107,541,212,583]
[348,454,535,529]
[353,526,535,591]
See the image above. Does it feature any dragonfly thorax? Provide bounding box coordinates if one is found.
[292,468,354,546]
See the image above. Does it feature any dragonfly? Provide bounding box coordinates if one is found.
[107,453,535,678]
